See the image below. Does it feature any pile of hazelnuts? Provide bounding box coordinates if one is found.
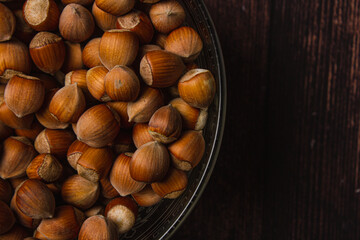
[0,0,216,239]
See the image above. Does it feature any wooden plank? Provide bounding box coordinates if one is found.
[264,0,360,239]
[174,0,270,239]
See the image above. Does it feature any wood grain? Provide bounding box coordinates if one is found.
[174,0,360,239]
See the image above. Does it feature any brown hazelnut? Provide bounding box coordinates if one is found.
[34,129,76,158]
[59,3,95,43]
[67,140,90,170]
[23,0,60,31]
[76,104,120,148]
[168,130,205,171]
[106,102,134,129]
[49,83,86,123]
[140,50,186,88]
[35,89,70,130]
[14,179,55,219]
[78,215,117,240]
[129,141,170,182]
[110,153,146,196]
[99,177,119,199]
[26,154,63,183]
[148,104,182,143]
[149,0,185,33]
[82,38,103,69]
[61,174,100,210]
[99,29,139,70]
[178,69,216,109]
[29,32,66,74]
[0,102,34,129]
[92,2,117,31]
[15,120,44,141]
[0,136,37,179]
[61,41,83,74]
[76,146,113,182]
[10,196,40,229]
[4,74,45,118]
[164,26,203,62]
[86,66,111,101]
[104,65,140,101]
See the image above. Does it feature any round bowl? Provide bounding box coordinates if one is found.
[119,0,226,239]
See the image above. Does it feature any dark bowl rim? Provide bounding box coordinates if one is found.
[161,0,227,239]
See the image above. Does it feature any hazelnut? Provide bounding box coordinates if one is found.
[129,141,170,182]
[127,86,164,123]
[65,70,95,103]
[59,3,95,43]
[76,146,113,182]
[49,83,86,123]
[0,102,34,129]
[104,65,140,101]
[168,130,205,171]
[140,50,186,88]
[61,174,100,210]
[78,215,117,240]
[61,41,83,74]
[92,2,117,31]
[99,29,139,70]
[36,205,85,240]
[9,176,28,190]
[151,167,187,199]
[35,89,70,130]
[82,38,103,69]
[86,66,111,101]
[76,104,120,148]
[15,120,44,141]
[29,32,66,74]
[149,0,185,33]
[67,140,90,170]
[148,104,182,143]
[100,177,119,199]
[14,179,55,219]
[169,97,208,130]
[104,197,138,234]
[132,123,153,148]
[0,178,12,204]
[4,74,45,118]
[116,10,154,44]
[95,0,135,16]
[26,154,63,183]
[0,200,15,234]
[164,26,203,62]
[23,0,60,31]
[0,39,31,83]
[0,136,37,179]
[34,129,76,158]
[178,69,216,109]
[0,3,15,42]
[131,184,161,207]
[110,153,146,196]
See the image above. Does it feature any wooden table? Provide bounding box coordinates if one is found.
[174,0,360,239]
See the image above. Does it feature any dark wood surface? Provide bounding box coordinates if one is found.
[174,0,360,239]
